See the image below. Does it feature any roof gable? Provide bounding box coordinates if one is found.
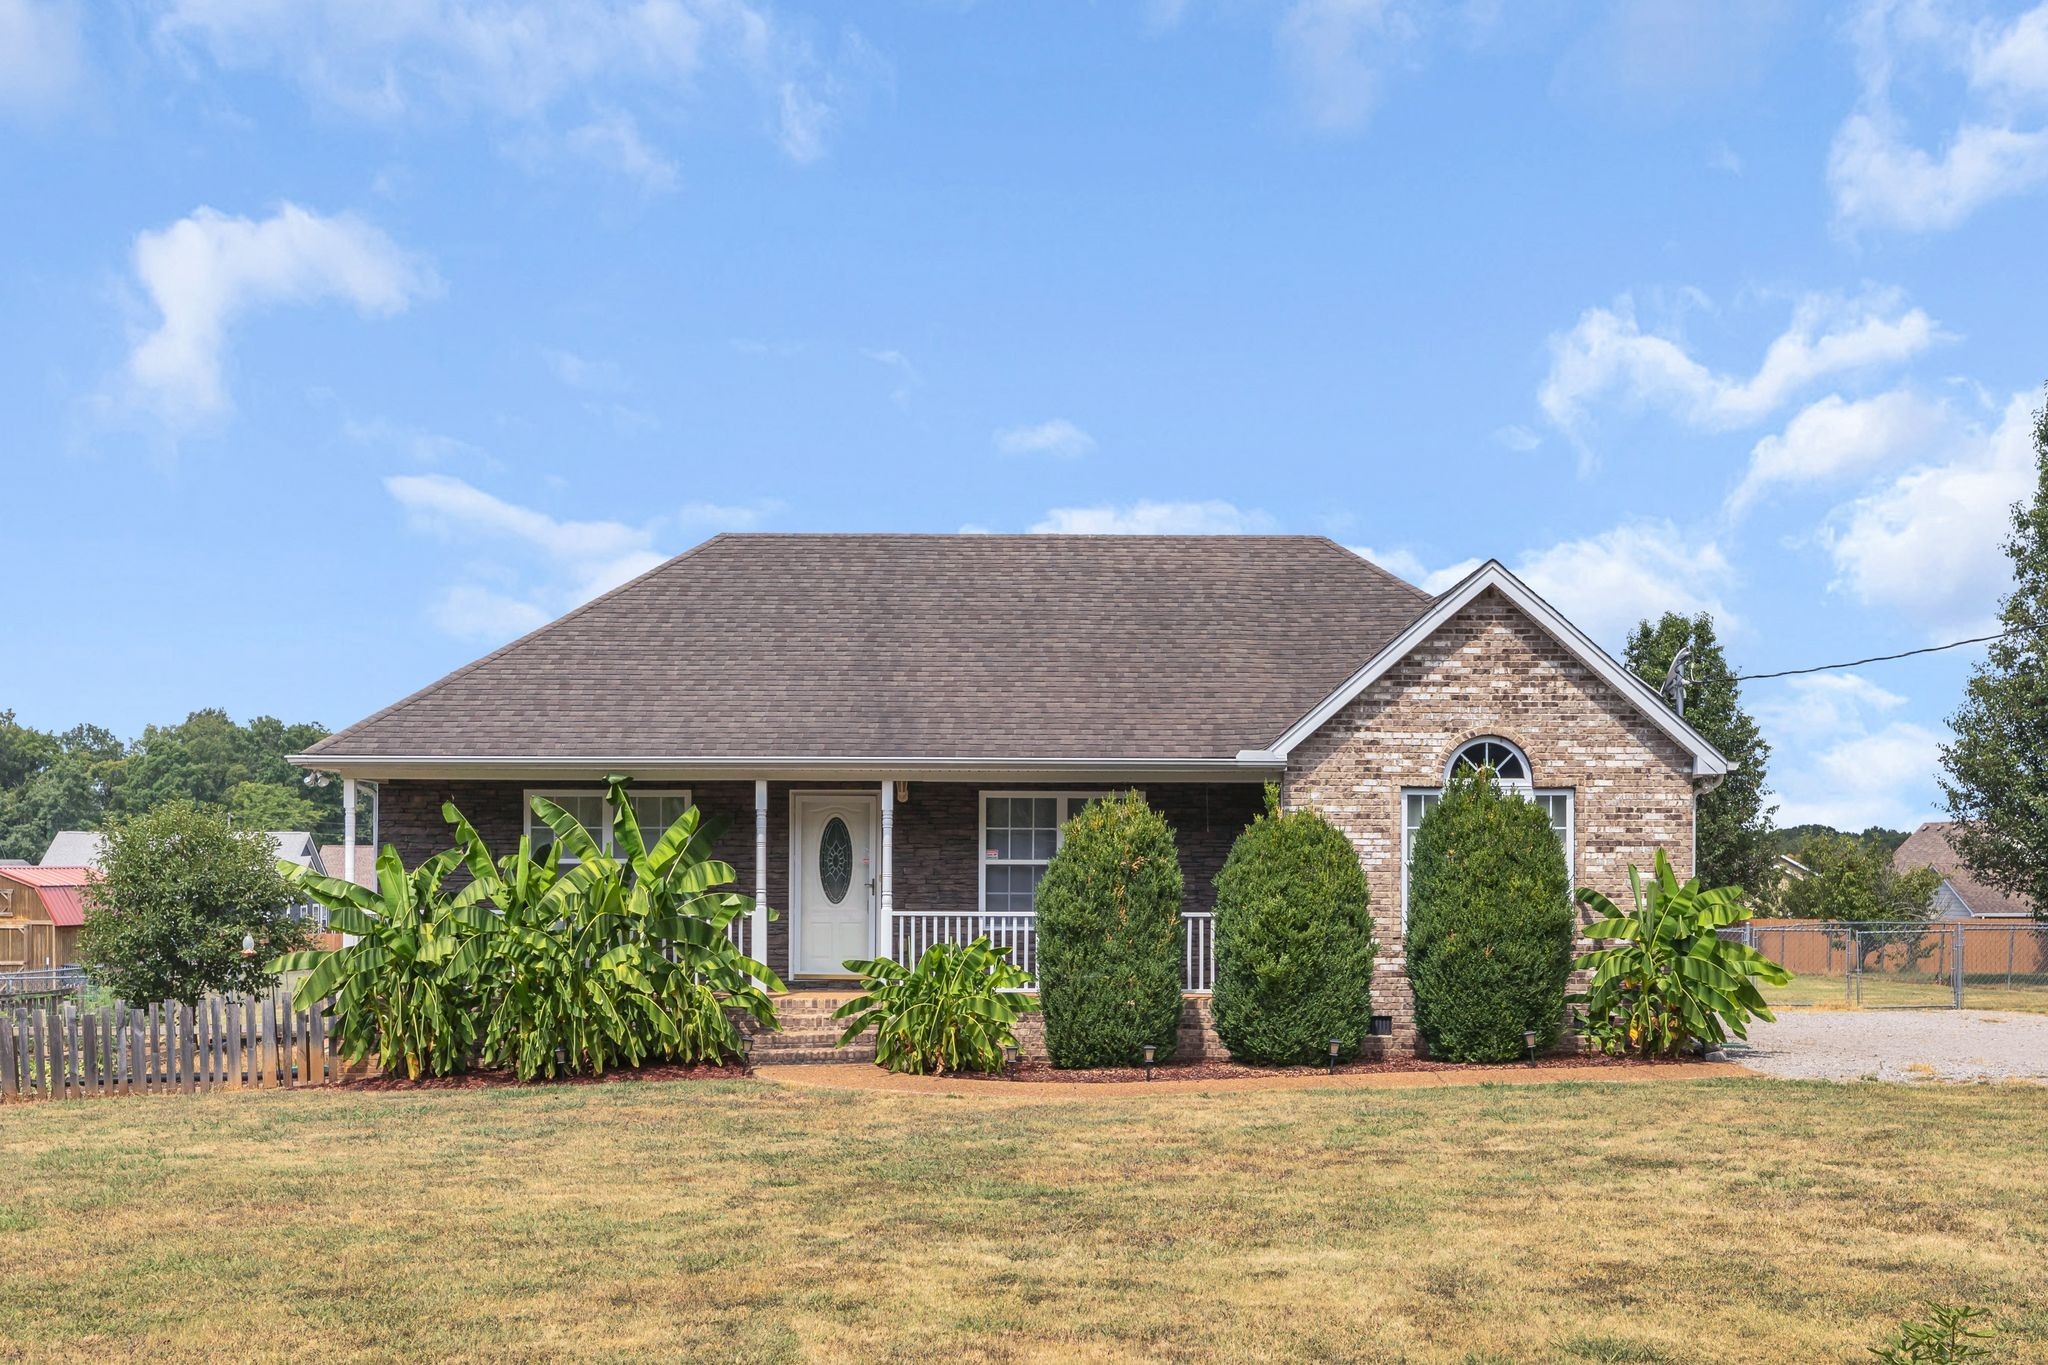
[1253,560,1731,777]
[1894,823,2034,917]
[305,534,1434,766]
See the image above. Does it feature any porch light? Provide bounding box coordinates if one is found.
[1523,1028,1538,1065]
[1328,1038,1341,1070]
[1142,1043,1156,1079]
[241,933,256,959]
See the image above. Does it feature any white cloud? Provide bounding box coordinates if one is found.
[384,473,665,638]
[994,419,1097,459]
[1729,388,1952,515]
[563,110,680,193]
[429,584,551,642]
[861,348,920,410]
[677,499,783,531]
[542,347,626,392]
[1492,424,1540,452]
[1539,290,1940,444]
[1347,520,1735,643]
[1753,672,1907,744]
[1822,390,2038,637]
[1512,521,1736,646]
[1828,0,2048,233]
[1349,545,1479,593]
[1275,0,1421,133]
[124,203,434,423]
[150,0,882,175]
[0,0,83,114]
[1030,500,1277,535]
[1774,720,1947,831]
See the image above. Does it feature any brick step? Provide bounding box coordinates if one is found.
[751,1045,876,1065]
[755,1027,861,1047]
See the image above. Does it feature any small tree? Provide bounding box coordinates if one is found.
[1034,791,1185,1068]
[1776,832,1941,971]
[1943,388,2048,920]
[1625,611,1777,897]
[1211,808,1377,1065]
[77,800,310,1004]
[1406,766,1574,1062]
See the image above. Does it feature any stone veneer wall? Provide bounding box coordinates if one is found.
[1280,587,1699,1056]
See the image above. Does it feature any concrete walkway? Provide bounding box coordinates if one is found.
[753,1059,1748,1100]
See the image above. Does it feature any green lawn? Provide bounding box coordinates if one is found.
[1763,973,2048,1013]
[3,1074,2046,1362]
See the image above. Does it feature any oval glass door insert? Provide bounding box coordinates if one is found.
[819,816,853,904]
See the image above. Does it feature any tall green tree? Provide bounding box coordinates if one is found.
[1942,390,2048,921]
[1625,612,1776,896]
[0,717,125,861]
[77,800,311,1004]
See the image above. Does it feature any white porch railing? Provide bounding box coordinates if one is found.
[893,910,1217,994]
[727,915,753,960]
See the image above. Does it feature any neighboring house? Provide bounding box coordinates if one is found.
[291,534,1729,1055]
[1776,853,1813,882]
[40,830,105,867]
[1895,822,2036,920]
[42,828,318,871]
[0,866,95,972]
[315,845,379,891]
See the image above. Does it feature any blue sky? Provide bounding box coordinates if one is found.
[4,0,2045,831]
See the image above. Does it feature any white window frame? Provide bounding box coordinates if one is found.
[1400,777,1574,929]
[977,791,1109,920]
[523,787,693,861]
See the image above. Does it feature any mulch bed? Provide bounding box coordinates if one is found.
[964,1053,1693,1084]
[337,1061,752,1091]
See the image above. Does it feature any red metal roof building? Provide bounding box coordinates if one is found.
[0,865,96,971]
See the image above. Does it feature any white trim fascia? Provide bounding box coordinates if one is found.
[290,754,1279,782]
[1265,560,1733,779]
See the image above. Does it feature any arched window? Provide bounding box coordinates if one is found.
[1446,737,1529,787]
[1401,737,1572,928]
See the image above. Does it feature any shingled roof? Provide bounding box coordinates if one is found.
[1894,822,2036,918]
[306,534,1434,764]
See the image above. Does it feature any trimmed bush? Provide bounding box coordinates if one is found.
[1034,791,1185,1068]
[1211,808,1377,1065]
[1406,766,1574,1062]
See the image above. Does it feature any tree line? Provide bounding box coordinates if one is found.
[0,708,355,862]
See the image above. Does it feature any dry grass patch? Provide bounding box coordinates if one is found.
[1,1076,2045,1362]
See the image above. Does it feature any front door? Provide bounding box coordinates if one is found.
[795,795,876,977]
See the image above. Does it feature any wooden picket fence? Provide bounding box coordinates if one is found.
[0,991,338,1102]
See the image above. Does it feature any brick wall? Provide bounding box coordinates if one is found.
[371,777,1262,983]
[1280,587,1698,1055]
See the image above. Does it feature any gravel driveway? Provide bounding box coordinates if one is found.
[1733,1009,2048,1083]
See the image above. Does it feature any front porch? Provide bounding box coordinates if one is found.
[359,775,1264,993]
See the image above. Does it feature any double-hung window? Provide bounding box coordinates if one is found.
[524,788,693,862]
[1400,738,1572,927]
[980,793,1103,921]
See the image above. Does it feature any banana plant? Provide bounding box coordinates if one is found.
[834,936,1034,1075]
[271,845,488,1079]
[451,776,783,1080]
[1571,849,1792,1058]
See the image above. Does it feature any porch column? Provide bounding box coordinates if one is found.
[752,780,769,975]
[340,777,358,947]
[879,779,895,960]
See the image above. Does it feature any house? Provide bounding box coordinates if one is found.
[41,829,319,871]
[1895,822,2036,920]
[0,865,95,972]
[292,534,1729,1056]
[315,845,379,890]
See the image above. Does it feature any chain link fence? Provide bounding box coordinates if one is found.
[1724,920,2048,1010]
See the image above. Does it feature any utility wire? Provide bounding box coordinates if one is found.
[1733,631,2008,682]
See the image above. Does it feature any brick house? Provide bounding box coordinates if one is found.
[294,534,1728,1056]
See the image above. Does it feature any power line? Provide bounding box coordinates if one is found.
[1733,631,2008,682]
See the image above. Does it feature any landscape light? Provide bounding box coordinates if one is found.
[1003,1044,1018,1076]
[1142,1043,1156,1080]
[1328,1038,1341,1071]
[1523,1028,1538,1065]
